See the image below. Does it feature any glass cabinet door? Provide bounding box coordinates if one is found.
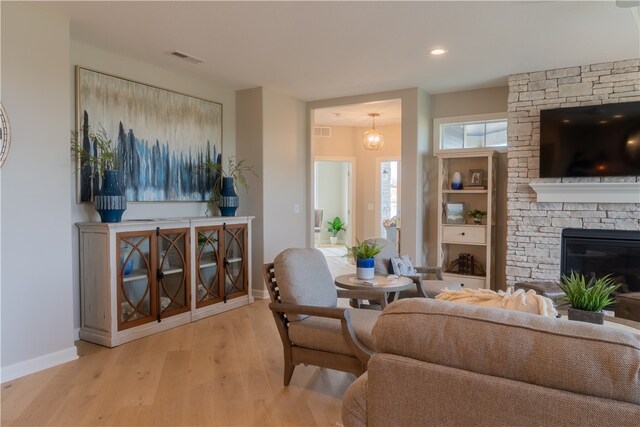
[223,224,247,299]
[195,227,222,307]
[117,232,154,330]
[158,229,190,318]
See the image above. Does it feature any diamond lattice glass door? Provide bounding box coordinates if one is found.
[117,232,154,330]
[223,224,247,299]
[195,227,222,307]
[157,229,190,318]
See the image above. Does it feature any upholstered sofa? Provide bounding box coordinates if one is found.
[342,298,640,427]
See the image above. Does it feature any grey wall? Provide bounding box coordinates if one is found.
[431,86,508,289]
[1,2,75,378]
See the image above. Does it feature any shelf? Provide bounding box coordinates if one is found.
[162,268,183,275]
[199,261,218,268]
[442,189,487,194]
[443,272,486,280]
[443,224,486,228]
[123,270,149,282]
[227,257,243,264]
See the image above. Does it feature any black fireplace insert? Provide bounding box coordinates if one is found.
[561,228,640,293]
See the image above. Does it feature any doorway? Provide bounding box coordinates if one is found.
[314,157,355,249]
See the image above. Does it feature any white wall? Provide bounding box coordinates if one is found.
[316,161,348,243]
[1,3,76,381]
[70,40,238,331]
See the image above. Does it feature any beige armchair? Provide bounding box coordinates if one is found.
[264,248,386,386]
[364,237,462,298]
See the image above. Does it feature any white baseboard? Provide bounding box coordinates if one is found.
[252,288,269,299]
[0,346,78,383]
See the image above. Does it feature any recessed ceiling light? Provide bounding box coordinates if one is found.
[430,48,448,56]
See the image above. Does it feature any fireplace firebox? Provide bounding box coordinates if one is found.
[561,229,640,293]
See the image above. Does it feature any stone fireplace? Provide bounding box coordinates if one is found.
[506,58,640,288]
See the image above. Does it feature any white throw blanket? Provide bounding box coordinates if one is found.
[435,288,558,317]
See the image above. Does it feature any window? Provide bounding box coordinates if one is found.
[434,113,507,153]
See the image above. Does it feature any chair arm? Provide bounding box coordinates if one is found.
[268,302,374,362]
[415,265,444,280]
[337,288,388,309]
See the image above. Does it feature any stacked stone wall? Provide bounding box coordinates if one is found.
[506,59,640,287]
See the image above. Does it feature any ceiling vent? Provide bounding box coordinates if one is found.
[314,127,331,138]
[170,51,206,64]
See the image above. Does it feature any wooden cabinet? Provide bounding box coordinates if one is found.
[78,216,253,347]
[436,151,497,290]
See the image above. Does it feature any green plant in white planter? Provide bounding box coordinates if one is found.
[326,216,346,244]
[557,272,619,325]
[467,209,487,225]
[346,240,382,280]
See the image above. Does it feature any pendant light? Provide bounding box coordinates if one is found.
[363,113,384,151]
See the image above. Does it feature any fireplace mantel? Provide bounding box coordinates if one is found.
[529,182,640,204]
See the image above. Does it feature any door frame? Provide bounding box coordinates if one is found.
[375,156,401,238]
[313,156,356,246]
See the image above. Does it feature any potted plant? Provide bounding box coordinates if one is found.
[347,239,382,280]
[71,124,126,223]
[203,156,257,216]
[557,272,619,325]
[326,216,346,244]
[467,209,487,225]
[382,215,398,242]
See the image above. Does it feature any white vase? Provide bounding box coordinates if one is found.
[451,171,463,190]
[329,236,338,245]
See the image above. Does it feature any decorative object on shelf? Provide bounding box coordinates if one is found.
[72,124,127,222]
[383,215,398,243]
[0,101,12,168]
[203,156,257,216]
[467,169,485,188]
[76,67,221,202]
[327,216,346,244]
[451,171,463,190]
[467,209,487,224]
[120,253,134,276]
[447,255,486,276]
[347,239,383,280]
[445,202,465,224]
[557,272,620,325]
[363,113,384,151]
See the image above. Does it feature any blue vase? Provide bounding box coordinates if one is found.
[218,177,239,216]
[356,257,375,280]
[95,170,127,223]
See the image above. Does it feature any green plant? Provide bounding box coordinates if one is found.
[467,209,487,220]
[346,239,382,260]
[326,216,346,237]
[71,124,119,178]
[202,156,257,205]
[557,272,619,312]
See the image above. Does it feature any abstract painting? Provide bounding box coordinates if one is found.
[76,67,222,202]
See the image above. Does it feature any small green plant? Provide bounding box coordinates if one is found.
[347,239,382,260]
[557,272,620,312]
[202,156,257,205]
[71,124,119,178]
[467,209,487,220]
[326,216,346,237]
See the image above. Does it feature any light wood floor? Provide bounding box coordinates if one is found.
[1,299,354,426]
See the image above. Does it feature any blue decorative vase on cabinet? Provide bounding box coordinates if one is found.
[95,170,127,223]
[218,177,239,216]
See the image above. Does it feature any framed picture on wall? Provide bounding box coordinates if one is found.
[445,202,465,224]
[76,67,222,202]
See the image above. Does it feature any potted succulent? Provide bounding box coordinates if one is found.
[557,272,619,325]
[203,156,257,216]
[347,239,382,280]
[71,123,126,223]
[467,209,487,225]
[326,216,346,244]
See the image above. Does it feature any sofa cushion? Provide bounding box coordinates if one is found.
[342,372,368,427]
[274,248,337,321]
[373,298,640,404]
[288,308,379,355]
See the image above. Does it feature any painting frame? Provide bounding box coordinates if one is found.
[445,202,466,224]
[75,66,222,203]
[468,169,485,188]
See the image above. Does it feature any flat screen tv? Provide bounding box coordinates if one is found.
[539,101,640,178]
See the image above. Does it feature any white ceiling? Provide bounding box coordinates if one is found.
[38,1,639,108]
[314,99,402,127]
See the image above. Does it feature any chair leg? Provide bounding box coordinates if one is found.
[283,363,295,386]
